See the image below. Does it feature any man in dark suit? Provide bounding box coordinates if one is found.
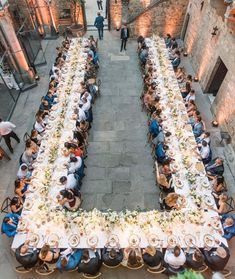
[78,249,102,275]
[102,247,123,267]
[120,24,129,52]
[94,12,104,40]
[206,157,224,177]
[15,241,39,269]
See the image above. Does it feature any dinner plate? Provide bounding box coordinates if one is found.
[128,234,140,248]
[28,233,40,246]
[204,195,214,207]
[87,235,98,247]
[108,234,119,247]
[18,219,28,231]
[85,223,96,235]
[24,199,33,210]
[210,219,221,230]
[204,234,215,247]
[148,234,160,246]
[167,235,178,247]
[47,234,59,247]
[184,234,196,247]
[68,234,80,248]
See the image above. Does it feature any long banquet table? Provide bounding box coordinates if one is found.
[12,36,227,250]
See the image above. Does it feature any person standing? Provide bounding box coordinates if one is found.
[97,0,103,10]
[120,24,129,52]
[0,118,20,153]
[94,12,104,40]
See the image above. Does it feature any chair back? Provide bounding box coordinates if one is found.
[225,197,235,213]
[126,263,144,270]
[1,197,12,213]
[23,132,31,143]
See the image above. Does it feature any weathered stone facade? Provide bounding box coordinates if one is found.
[110,0,122,29]
[127,0,189,38]
[183,0,235,149]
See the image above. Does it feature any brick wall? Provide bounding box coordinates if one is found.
[184,0,235,149]
[127,0,188,38]
[110,0,122,30]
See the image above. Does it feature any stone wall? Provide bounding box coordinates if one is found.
[127,0,188,38]
[183,0,235,149]
[110,0,122,30]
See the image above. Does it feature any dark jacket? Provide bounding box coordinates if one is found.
[15,245,39,268]
[222,214,235,240]
[78,251,102,275]
[185,252,205,269]
[203,243,230,271]
[120,27,129,40]
[102,248,123,266]
[206,158,224,176]
[143,251,163,267]
[94,16,104,29]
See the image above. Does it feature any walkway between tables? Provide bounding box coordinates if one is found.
[81,31,157,211]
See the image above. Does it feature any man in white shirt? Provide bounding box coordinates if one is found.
[199,140,211,164]
[59,174,78,191]
[164,246,186,273]
[68,156,82,173]
[77,107,87,122]
[0,118,20,153]
[81,98,91,113]
[184,89,196,106]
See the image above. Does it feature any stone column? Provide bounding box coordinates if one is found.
[0,5,35,82]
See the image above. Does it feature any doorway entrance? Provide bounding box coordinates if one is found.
[206,57,228,96]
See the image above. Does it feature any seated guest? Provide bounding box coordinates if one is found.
[199,140,211,165]
[203,242,230,271]
[169,38,178,51]
[59,174,79,190]
[164,245,186,274]
[160,160,173,180]
[186,100,197,115]
[196,131,211,145]
[142,246,163,269]
[171,50,181,70]
[57,189,81,211]
[43,91,56,108]
[155,143,169,164]
[17,164,31,179]
[206,157,224,177]
[176,67,186,83]
[163,193,185,210]
[221,214,235,240]
[165,33,172,48]
[213,194,228,215]
[181,75,192,98]
[30,129,42,146]
[24,139,38,158]
[56,248,82,272]
[78,249,102,275]
[212,176,226,196]
[193,116,204,138]
[39,99,50,114]
[39,243,60,266]
[63,142,83,157]
[14,179,28,200]
[102,246,123,267]
[15,240,38,269]
[152,131,171,147]
[185,247,205,269]
[10,196,23,215]
[68,156,83,175]
[122,247,143,268]
[34,116,45,134]
[184,89,195,105]
[1,212,20,237]
[149,118,161,138]
[139,45,149,65]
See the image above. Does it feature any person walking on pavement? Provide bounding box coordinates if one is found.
[120,24,130,52]
[94,12,104,40]
[0,118,20,153]
[97,0,103,10]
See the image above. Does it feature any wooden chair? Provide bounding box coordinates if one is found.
[1,197,12,213]
[147,266,166,274]
[82,272,102,278]
[15,265,32,273]
[225,197,235,213]
[68,267,78,272]
[103,262,121,268]
[35,263,55,276]
[221,269,232,277]
[191,264,208,273]
[126,263,144,270]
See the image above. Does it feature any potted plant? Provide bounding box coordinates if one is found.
[68,0,85,36]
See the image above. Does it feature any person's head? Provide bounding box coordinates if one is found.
[194,249,204,262]
[224,216,234,227]
[128,249,138,266]
[173,246,181,257]
[61,256,68,267]
[109,248,117,259]
[82,249,90,262]
[201,140,207,147]
[25,139,32,148]
[59,176,67,185]
[196,115,202,122]
[3,217,11,224]
[31,129,38,138]
[189,99,195,105]
[70,156,78,163]
[163,144,169,151]
[217,176,224,185]
[165,193,179,207]
[175,50,180,56]
[216,246,227,259]
[165,131,171,138]
[166,33,171,38]
[20,244,29,255]
[40,244,50,259]
[187,74,192,81]
[215,158,224,165]
[15,179,22,189]
[204,131,210,138]
[190,89,195,95]
[10,197,20,206]
[20,164,28,172]
[97,12,101,16]
[145,246,156,257]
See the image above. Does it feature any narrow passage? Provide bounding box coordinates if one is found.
[81,31,157,211]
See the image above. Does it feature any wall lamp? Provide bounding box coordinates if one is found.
[211,26,219,36]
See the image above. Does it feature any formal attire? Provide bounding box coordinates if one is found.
[102,247,123,266]
[94,15,104,40]
[171,56,181,70]
[203,243,230,271]
[185,251,205,269]
[0,121,20,152]
[155,143,166,164]
[78,251,102,275]
[1,213,20,237]
[120,27,129,51]
[143,251,163,268]
[206,158,224,176]
[164,249,186,273]
[193,121,204,137]
[15,245,38,269]
[221,214,235,240]
[56,249,82,271]
[97,0,103,10]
